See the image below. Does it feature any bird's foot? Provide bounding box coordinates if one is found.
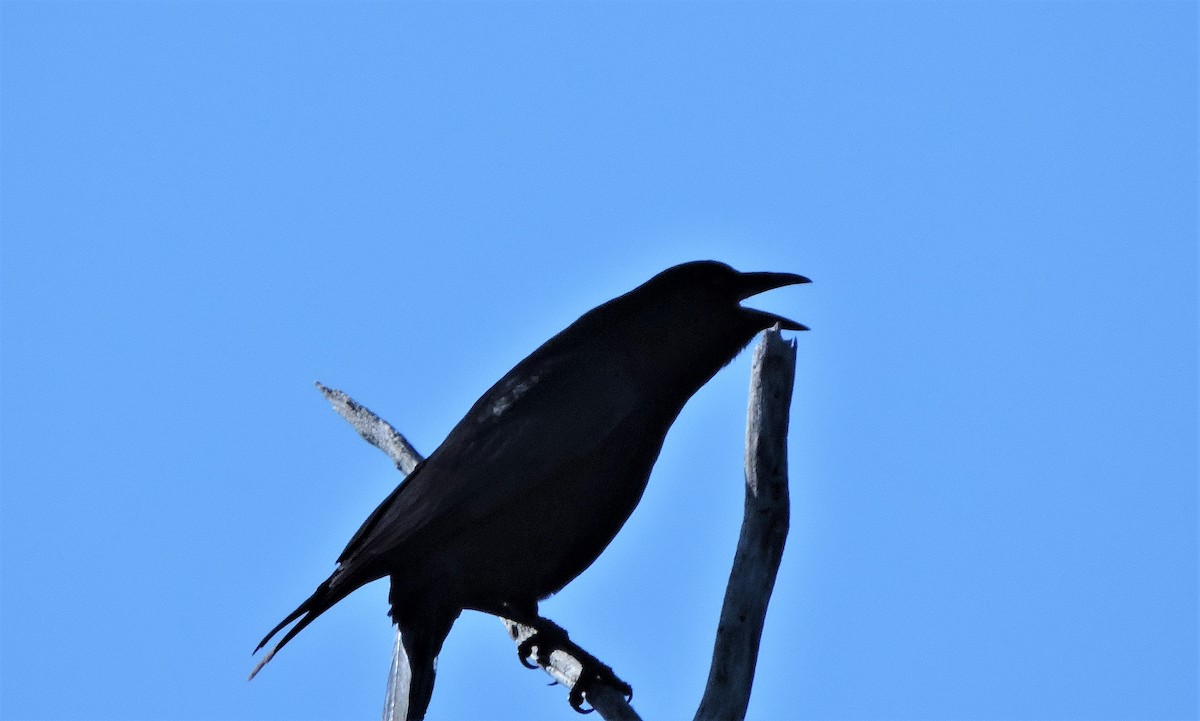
[566,655,633,714]
[515,617,569,669]
[515,618,633,714]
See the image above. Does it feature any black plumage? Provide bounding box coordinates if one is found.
[251,260,808,718]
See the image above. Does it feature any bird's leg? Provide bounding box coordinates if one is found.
[497,604,633,714]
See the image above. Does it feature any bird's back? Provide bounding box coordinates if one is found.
[338,333,682,605]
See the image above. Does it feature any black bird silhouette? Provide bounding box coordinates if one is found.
[251,260,809,719]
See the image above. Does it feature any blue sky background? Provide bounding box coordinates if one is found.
[2,3,1195,720]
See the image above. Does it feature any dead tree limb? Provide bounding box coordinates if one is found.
[316,325,796,720]
[316,383,421,475]
[694,327,796,721]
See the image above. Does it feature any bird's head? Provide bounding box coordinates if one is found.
[595,260,809,388]
[642,260,810,332]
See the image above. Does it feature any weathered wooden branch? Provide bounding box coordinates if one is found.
[316,383,422,475]
[695,327,796,721]
[316,326,796,720]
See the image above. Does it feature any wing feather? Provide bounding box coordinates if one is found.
[336,341,640,569]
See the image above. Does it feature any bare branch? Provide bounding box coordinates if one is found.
[694,327,797,721]
[316,382,422,474]
[315,383,640,721]
[382,630,413,721]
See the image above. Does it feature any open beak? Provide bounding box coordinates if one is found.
[736,271,811,331]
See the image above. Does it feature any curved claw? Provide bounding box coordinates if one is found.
[517,637,539,669]
[568,686,595,715]
[509,616,631,714]
[569,667,632,713]
[516,637,534,658]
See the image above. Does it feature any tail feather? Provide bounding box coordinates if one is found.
[249,577,354,680]
[253,604,307,655]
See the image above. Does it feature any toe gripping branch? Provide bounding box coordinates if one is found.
[510,617,635,715]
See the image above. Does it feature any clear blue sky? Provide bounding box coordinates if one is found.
[2,3,1195,720]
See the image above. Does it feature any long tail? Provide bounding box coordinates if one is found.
[249,574,359,680]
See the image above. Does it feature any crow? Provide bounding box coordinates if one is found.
[251,260,808,719]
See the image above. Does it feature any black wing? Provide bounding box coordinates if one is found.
[334,340,643,571]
